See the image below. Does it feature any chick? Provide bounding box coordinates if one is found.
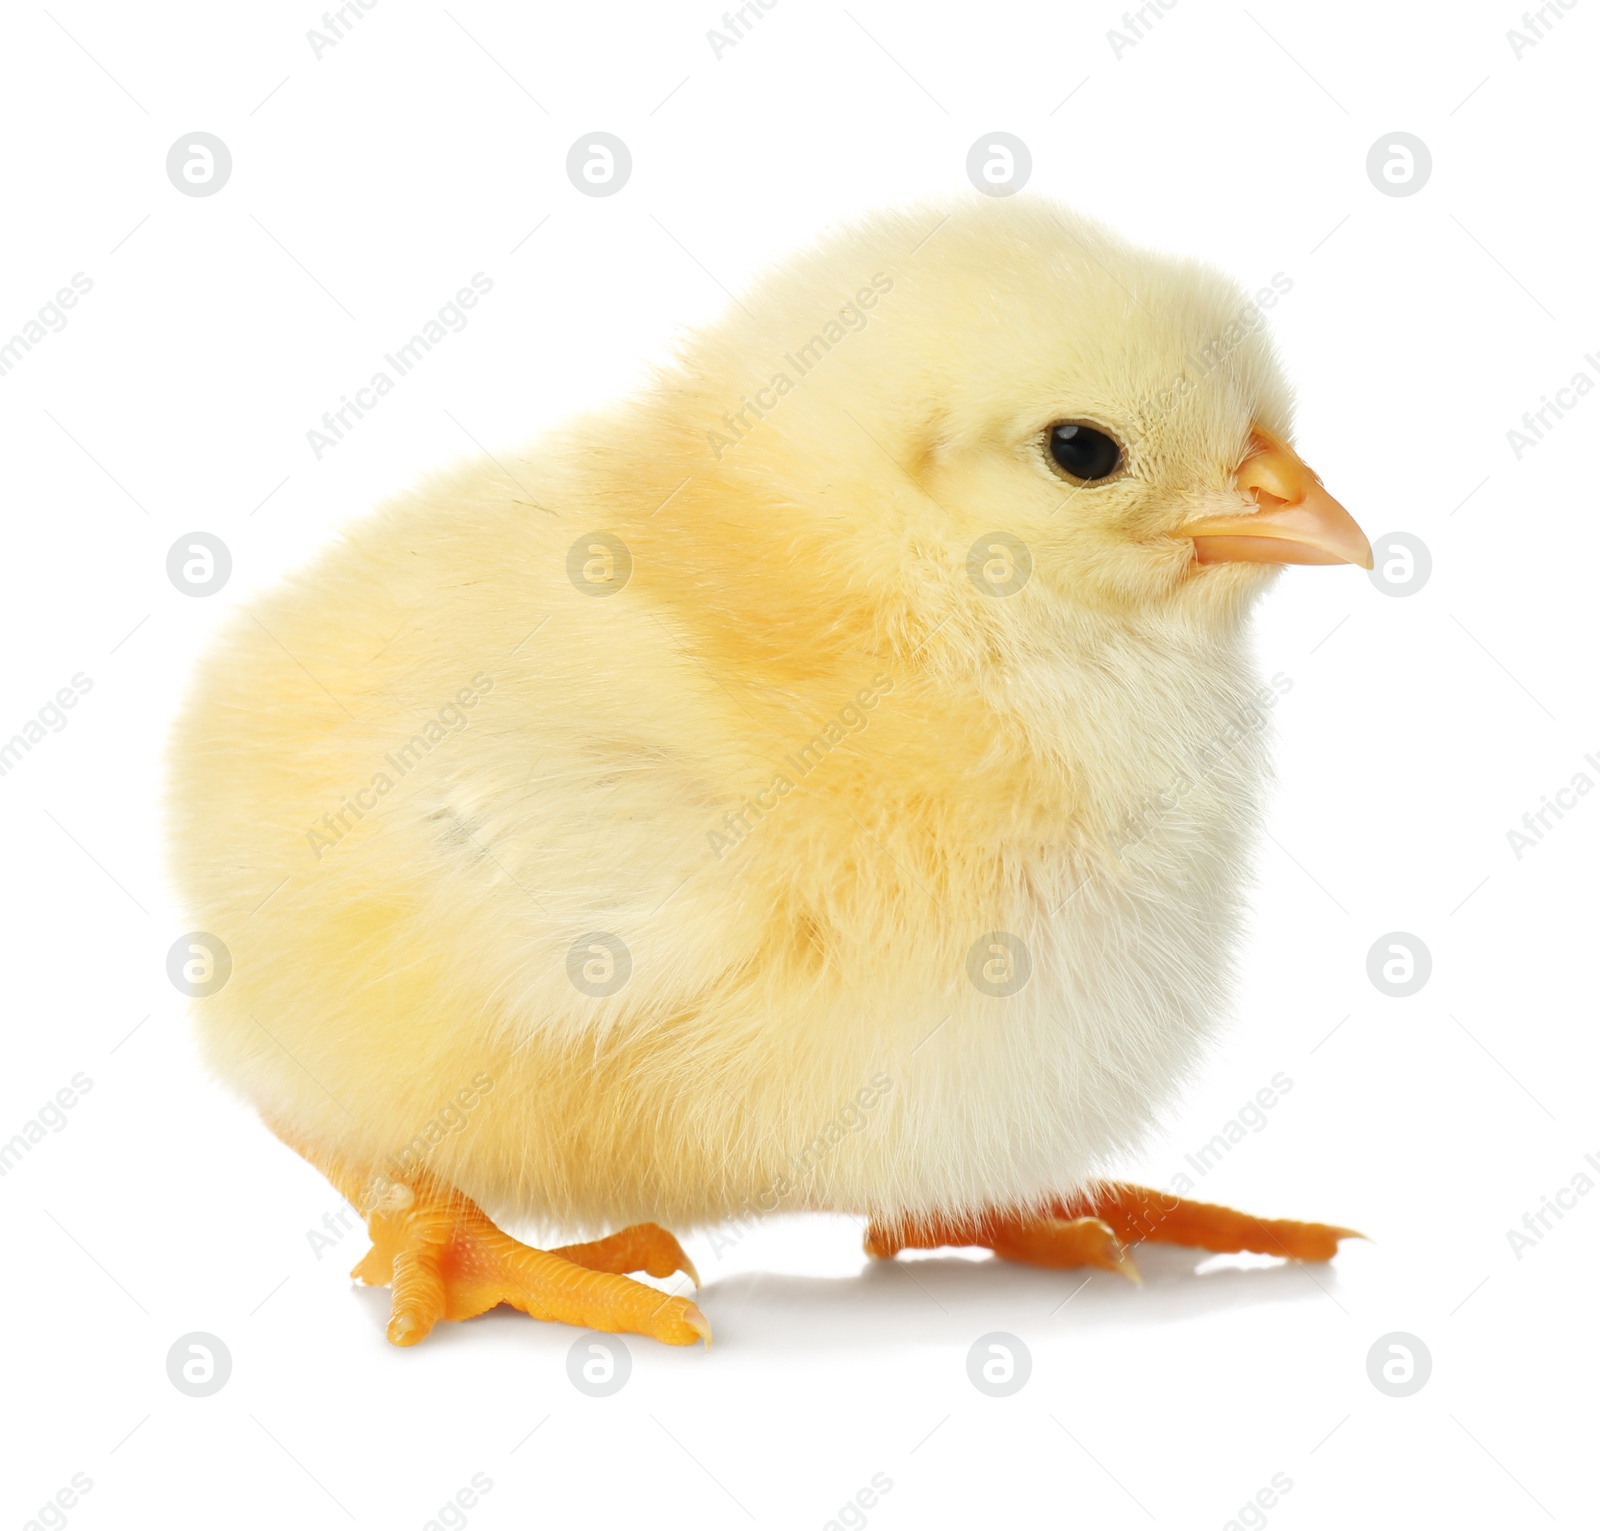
[167,199,1370,1347]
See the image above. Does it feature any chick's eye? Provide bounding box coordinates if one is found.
[1047,422,1122,482]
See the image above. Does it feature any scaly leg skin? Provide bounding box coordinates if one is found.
[552,1224,701,1288]
[268,1119,708,1348]
[1072,1183,1362,1266]
[866,1185,1361,1284]
[865,1211,1142,1282]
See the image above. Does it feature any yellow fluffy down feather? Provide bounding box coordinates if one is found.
[168,198,1305,1243]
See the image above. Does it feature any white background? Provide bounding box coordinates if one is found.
[2,2,1595,1527]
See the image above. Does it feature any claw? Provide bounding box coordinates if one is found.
[1083,1184,1365,1265]
[387,1310,431,1347]
[355,1195,712,1348]
[267,1120,709,1349]
[1105,1240,1143,1286]
[680,1302,712,1348]
[1287,1225,1367,1262]
[1072,1215,1141,1284]
[861,1192,1359,1288]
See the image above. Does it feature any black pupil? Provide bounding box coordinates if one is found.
[1049,423,1121,481]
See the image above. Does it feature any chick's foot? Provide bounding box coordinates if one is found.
[1071,1183,1362,1263]
[866,1187,1360,1283]
[552,1223,701,1287]
[865,1212,1141,1282]
[350,1192,709,1348]
[268,1116,707,1347]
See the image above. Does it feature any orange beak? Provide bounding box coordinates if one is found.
[1183,426,1372,569]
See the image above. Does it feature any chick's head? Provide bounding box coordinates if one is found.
[657,199,1368,651]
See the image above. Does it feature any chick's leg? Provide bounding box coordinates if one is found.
[865,1212,1141,1281]
[268,1120,708,1347]
[355,1193,709,1347]
[1068,1183,1361,1263]
[866,1188,1358,1283]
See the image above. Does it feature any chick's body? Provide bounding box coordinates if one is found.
[170,201,1297,1248]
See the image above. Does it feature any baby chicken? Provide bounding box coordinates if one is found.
[168,199,1370,1347]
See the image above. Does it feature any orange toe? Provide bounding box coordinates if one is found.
[554,1222,701,1287]
[989,1216,1142,1283]
[1079,1184,1363,1263]
[356,1192,709,1347]
[865,1186,1361,1281]
[266,1117,707,1348]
